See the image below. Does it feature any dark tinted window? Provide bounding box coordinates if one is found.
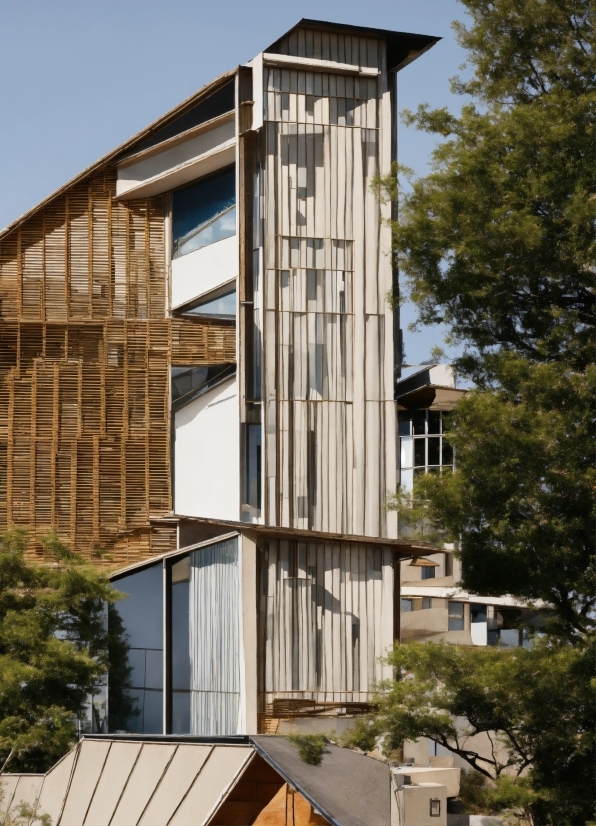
[131,81,235,156]
[109,564,164,733]
[172,167,236,259]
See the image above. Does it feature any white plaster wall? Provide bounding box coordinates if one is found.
[174,377,239,520]
[117,119,235,193]
[171,235,238,308]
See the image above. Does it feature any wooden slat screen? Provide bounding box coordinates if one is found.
[0,169,236,565]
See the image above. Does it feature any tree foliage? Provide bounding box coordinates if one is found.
[343,639,595,826]
[0,530,126,773]
[392,0,595,381]
[371,4,596,825]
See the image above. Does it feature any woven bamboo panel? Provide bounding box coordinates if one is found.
[0,168,236,565]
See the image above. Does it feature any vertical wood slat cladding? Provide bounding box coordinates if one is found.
[258,29,397,538]
[0,169,235,564]
[258,538,394,706]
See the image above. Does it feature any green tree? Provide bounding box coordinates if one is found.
[0,530,129,773]
[344,639,595,826]
[383,0,596,635]
[392,0,595,381]
[369,4,596,825]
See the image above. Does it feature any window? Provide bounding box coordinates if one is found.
[448,601,465,631]
[172,166,236,259]
[109,564,164,734]
[421,565,436,580]
[182,289,236,320]
[430,799,441,817]
[244,423,262,514]
[471,603,487,624]
[422,597,432,609]
[400,598,414,612]
[130,80,234,156]
[169,538,241,736]
[171,364,235,409]
[398,410,454,491]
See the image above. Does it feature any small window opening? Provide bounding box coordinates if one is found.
[448,601,465,631]
[430,799,441,817]
[172,166,236,259]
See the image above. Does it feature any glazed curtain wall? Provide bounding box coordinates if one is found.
[109,536,241,736]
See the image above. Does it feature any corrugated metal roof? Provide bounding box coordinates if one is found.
[252,735,390,826]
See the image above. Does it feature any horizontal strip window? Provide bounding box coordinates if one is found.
[124,80,235,158]
[171,364,236,411]
[174,280,237,322]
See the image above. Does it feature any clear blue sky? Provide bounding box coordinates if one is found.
[0,0,469,364]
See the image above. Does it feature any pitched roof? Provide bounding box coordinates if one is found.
[266,18,440,72]
[252,735,390,826]
[0,68,235,241]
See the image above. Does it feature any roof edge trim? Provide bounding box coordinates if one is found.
[0,68,237,242]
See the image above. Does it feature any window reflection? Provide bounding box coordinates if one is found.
[172,167,236,259]
[109,564,164,734]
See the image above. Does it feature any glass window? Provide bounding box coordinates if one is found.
[400,468,414,492]
[109,564,164,734]
[414,438,426,467]
[172,166,236,259]
[471,603,487,624]
[427,436,441,466]
[428,410,441,434]
[244,423,262,513]
[448,601,465,631]
[421,565,436,580]
[168,539,241,735]
[422,597,432,609]
[171,364,235,408]
[400,598,414,612]
[131,81,235,156]
[183,290,236,320]
[400,436,413,469]
[412,410,426,435]
[442,438,454,466]
[398,412,412,437]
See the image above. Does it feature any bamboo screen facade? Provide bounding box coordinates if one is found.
[247,27,398,538]
[0,168,235,564]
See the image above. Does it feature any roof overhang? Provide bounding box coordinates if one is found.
[167,514,439,556]
[266,18,440,72]
[396,384,467,410]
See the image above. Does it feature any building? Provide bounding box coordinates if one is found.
[395,365,539,651]
[0,14,535,779]
[0,19,447,740]
[1,734,490,826]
